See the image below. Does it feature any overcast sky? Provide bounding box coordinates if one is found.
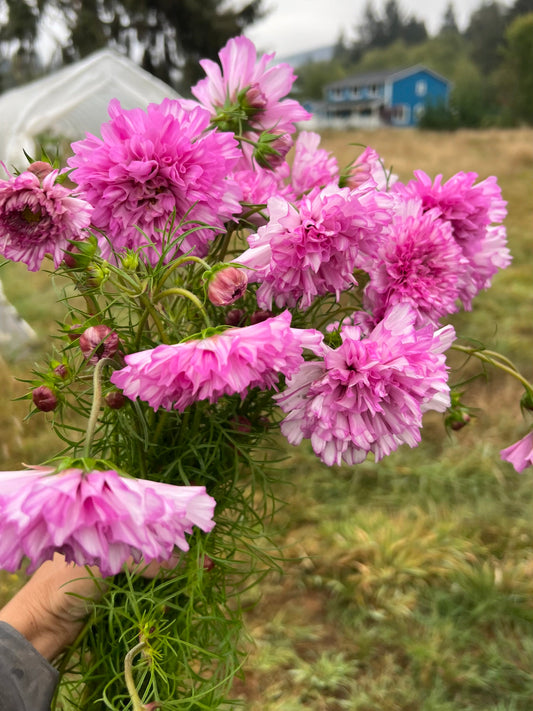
[244,0,513,58]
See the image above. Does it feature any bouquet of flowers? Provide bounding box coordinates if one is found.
[0,35,528,709]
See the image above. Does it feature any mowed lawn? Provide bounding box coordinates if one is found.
[1,128,533,710]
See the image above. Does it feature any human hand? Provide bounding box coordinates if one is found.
[0,553,103,661]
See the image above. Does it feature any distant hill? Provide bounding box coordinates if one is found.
[279,45,335,68]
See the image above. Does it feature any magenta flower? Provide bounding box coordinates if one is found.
[363,196,468,326]
[500,432,533,473]
[289,131,339,196]
[110,311,322,411]
[68,98,242,263]
[0,168,92,272]
[0,466,216,576]
[236,185,388,310]
[191,36,310,137]
[275,304,455,466]
[394,170,510,308]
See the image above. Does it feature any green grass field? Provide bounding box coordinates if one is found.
[1,128,533,709]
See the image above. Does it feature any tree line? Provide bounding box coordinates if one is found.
[0,0,263,94]
[295,0,533,128]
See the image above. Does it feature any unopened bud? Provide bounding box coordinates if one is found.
[79,325,119,364]
[27,161,54,181]
[53,364,68,379]
[207,267,247,306]
[250,309,272,325]
[32,385,58,412]
[105,390,126,409]
[225,309,246,327]
[121,251,139,272]
[203,555,215,571]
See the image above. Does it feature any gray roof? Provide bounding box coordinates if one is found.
[325,65,450,90]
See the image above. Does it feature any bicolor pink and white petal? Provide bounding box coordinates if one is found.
[363,196,468,326]
[68,98,242,263]
[237,185,389,310]
[0,467,216,575]
[0,169,92,271]
[275,304,455,466]
[393,170,510,308]
[110,311,323,411]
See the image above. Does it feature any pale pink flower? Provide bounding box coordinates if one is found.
[275,304,455,466]
[110,311,322,412]
[289,131,339,196]
[191,36,310,137]
[394,170,510,308]
[342,146,397,191]
[500,432,533,473]
[0,466,216,575]
[0,168,92,271]
[68,98,242,263]
[237,185,388,310]
[207,266,247,305]
[363,196,468,326]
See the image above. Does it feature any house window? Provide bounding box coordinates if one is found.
[415,79,427,97]
[414,103,425,121]
[392,104,410,124]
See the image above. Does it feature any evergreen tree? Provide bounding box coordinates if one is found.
[0,0,264,91]
[440,3,460,35]
[465,1,507,75]
[498,12,533,123]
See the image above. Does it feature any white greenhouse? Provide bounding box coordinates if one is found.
[0,50,178,356]
[0,48,179,169]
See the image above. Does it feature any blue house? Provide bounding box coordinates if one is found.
[322,65,450,128]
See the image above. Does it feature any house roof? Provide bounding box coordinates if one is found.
[0,49,179,169]
[325,64,450,91]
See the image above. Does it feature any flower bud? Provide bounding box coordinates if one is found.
[207,267,247,306]
[105,390,126,409]
[53,364,68,379]
[121,251,139,272]
[32,385,58,412]
[27,161,54,181]
[203,555,215,571]
[249,309,272,325]
[79,325,119,364]
[225,309,246,327]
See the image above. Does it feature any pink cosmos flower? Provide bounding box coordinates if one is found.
[500,432,533,473]
[236,185,388,310]
[275,304,455,466]
[0,168,92,271]
[363,196,468,326]
[229,163,293,226]
[68,98,242,263]
[393,170,510,308]
[191,36,310,137]
[289,131,339,196]
[0,466,216,575]
[110,311,322,412]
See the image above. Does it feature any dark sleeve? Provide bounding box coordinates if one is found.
[0,621,59,711]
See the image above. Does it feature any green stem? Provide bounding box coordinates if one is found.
[139,294,170,344]
[452,344,533,391]
[155,255,210,293]
[154,287,211,327]
[51,612,96,710]
[124,641,148,711]
[84,357,114,457]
